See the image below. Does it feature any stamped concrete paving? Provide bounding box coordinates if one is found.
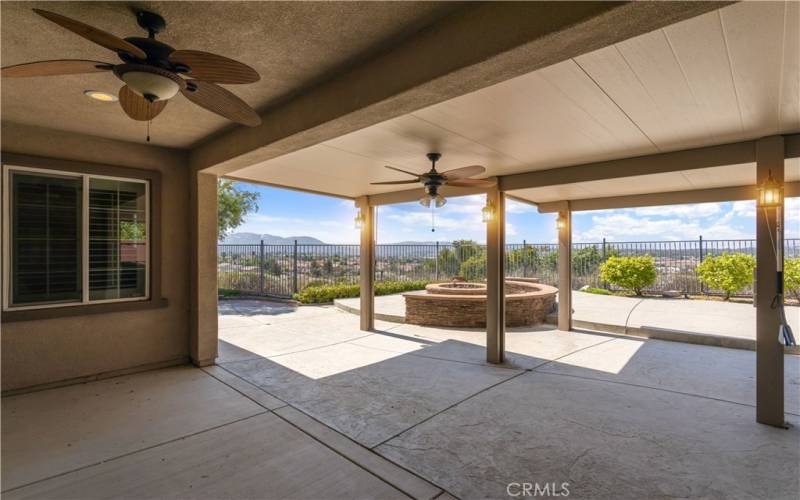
[2,360,440,499]
[217,300,800,500]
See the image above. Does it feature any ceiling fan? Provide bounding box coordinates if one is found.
[1,8,262,131]
[371,153,496,207]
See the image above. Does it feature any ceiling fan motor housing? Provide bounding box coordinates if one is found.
[113,64,185,102]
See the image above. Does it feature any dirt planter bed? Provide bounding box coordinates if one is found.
[404,280,557,328]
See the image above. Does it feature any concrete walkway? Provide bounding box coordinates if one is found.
[335,291,800,351]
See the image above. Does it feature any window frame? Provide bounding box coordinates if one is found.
[1,155,163,319]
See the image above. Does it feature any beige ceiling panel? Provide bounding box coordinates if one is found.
[721,1,786,137]
[578,171,693,197]
[507,185,596,204]
[232,143,399,198]
[681,163,755,188]
[662,10,745,144]
[412,60,657,172]
[324,114,524,177]
[787,157,800,182]
[780,0,800,132]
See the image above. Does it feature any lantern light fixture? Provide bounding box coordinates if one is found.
[354,210,365,230]
[757,170,783,208]
[481,201,495,223]
[556,213,567,230]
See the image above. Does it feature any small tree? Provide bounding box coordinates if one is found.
[218,179,259,240]
[782,257,800,301]
[600,255,657,296]
[696,252,756,300]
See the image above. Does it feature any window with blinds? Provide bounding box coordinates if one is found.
[89,178,147,301]
[4,168,149,310]
[11,173,83,305]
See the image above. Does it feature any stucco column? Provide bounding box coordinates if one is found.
[558,205,572,331]
[356,196,375,331]
[486,187,506,364]
[190,171,218,366]
[755,136,784,427]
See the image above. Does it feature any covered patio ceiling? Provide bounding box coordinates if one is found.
[226,1,800,203]
[0,1,465,147]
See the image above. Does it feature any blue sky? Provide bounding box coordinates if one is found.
[231,183,799,244]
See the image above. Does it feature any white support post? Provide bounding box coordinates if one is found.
[356,196,375,331]
[558,205,572,331]
[755,136,784,427]
[486,187,506,364]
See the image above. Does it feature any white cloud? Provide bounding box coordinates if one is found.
[631,202,722,219]
[574,210,751,242]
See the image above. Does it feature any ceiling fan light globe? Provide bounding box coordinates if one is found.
[434,195,447,208]
[419,195,432,208]
[121,71,179,101]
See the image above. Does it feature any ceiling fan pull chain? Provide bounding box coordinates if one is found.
[431,205,436,233]
[146,118,151,143]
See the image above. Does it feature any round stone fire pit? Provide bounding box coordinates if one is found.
[404,280,557,328]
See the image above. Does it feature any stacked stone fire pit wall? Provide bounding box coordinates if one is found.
[404,280,557,328]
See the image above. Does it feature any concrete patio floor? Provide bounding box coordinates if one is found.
[3,300,798,499]
[217,300,800,499]
[335,291,800,351]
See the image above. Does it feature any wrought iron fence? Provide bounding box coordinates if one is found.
[218,238,800,298]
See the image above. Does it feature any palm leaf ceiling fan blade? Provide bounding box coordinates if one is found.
[1,59,113,77]
[169,50,260,84]
[446,178,496,188]
[181,80,261,126]
[383,165,422,178]
[33,9,146,59]
[440,165,485,180]
[119,85,167,121]
[370,179,420,185]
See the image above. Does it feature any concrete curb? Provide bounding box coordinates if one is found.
[545,314,800,354]
[334,299,405,324]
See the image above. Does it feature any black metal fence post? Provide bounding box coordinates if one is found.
[699,235,704,295]
[292,240,299,294]
[259,239,265,294]
[435,241,440,281]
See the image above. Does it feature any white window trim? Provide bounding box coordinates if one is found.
[2,165,150,311]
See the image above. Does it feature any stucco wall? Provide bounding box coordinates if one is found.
[1,123,191,392]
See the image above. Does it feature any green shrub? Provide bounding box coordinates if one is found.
[581,287,612,296]
[293,280,429,304]
[696,252,756,300]
[599,255,657,296]
[459,255,486,281]
[782,258,800,300]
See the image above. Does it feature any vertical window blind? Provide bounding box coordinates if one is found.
[6,169,148,309]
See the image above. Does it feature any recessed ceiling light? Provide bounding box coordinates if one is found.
[84,90,118,102]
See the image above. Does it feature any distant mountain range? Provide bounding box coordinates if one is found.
[221,232,326,245]
[221,233,447,245]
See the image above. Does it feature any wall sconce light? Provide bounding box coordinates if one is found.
[354,210,365,230]
[556,213,567,230]
[481,202,495,223]
[757,170,783,208]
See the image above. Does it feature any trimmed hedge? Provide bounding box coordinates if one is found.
[294,280,430,304]
[786,258,800,300]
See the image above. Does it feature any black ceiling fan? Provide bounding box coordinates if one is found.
[371,153,495,207]
[1,9,261,128]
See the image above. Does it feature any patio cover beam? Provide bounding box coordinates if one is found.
[191,1,727,177]
[535,182,800,213]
